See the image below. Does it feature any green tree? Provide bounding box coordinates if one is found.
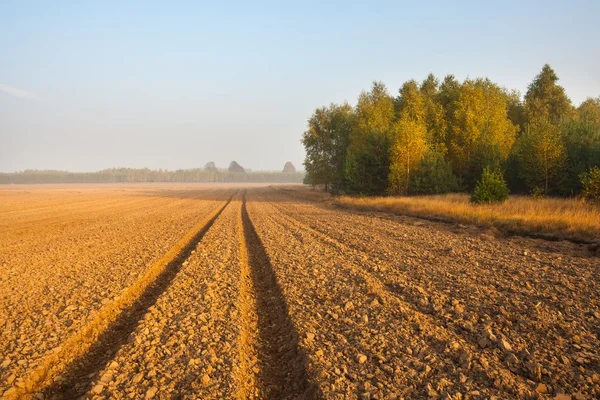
[515,117,566,194]
[439,75,461,131]
[580,166,600,201]
[420,73,447,146]
[345,82,395,194]
[302,103,354,192]
[470,166,509,204]
[411,145,458,194]
[524,64,574,125]
[560,97,600,194]
[504,89,525,133]
[345,134,391,195]
[302,107,335,189]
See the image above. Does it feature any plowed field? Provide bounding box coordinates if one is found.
[0,185,598,399]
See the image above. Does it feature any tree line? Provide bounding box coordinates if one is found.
[302,65,600,199]
[0,166,304,184]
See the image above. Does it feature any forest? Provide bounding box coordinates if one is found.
[0,163,304,184]
[302,65,600,201]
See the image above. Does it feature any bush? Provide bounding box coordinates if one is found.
[580,166,600,201]
[470,167,509,204]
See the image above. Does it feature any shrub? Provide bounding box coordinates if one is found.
[580,166,600,201]
[470,167,509,204]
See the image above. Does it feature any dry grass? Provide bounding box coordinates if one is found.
[334,194,600,243]
[274,186,600,243]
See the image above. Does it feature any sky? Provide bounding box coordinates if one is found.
[1,1,599,173]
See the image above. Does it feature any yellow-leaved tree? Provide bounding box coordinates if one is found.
[388,80,428,195]
[446,78,517,187]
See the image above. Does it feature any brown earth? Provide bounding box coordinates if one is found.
[0,184,598,399]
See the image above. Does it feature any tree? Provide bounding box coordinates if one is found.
[204,161,218,172]
[396,80,425,121]
[420,73,447,146]
[345,133,391,195]
[411,145,459,195]
[577,97,600,126]
[388,80,428,195]
[228,161,245,173]
[504,89,525,133]
[439,75,461,132]
[388,117,428,194]
[580,166,600,201]
[515,117,566,194]
[345,82,395,194]
[302,103,353,192]
[524,64,574,125]
[302,107,331,188]
[559,97,600,194]
[204,161,219,182]
[446,78,517,187]
[282,162,296,173]
[470,166,509,204]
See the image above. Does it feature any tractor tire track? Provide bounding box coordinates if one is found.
[239,190,317,399]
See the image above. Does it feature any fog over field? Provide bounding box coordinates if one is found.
[1,2,599,173]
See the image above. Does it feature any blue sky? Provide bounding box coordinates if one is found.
[1,0,599,172]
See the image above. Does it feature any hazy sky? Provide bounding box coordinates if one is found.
[1,1,599,172]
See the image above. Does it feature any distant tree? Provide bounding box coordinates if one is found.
[204,161,218,172]
[282,161,297,173]
[204,161,219,182]
[396,80,426,121]
[228,161,245,173]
